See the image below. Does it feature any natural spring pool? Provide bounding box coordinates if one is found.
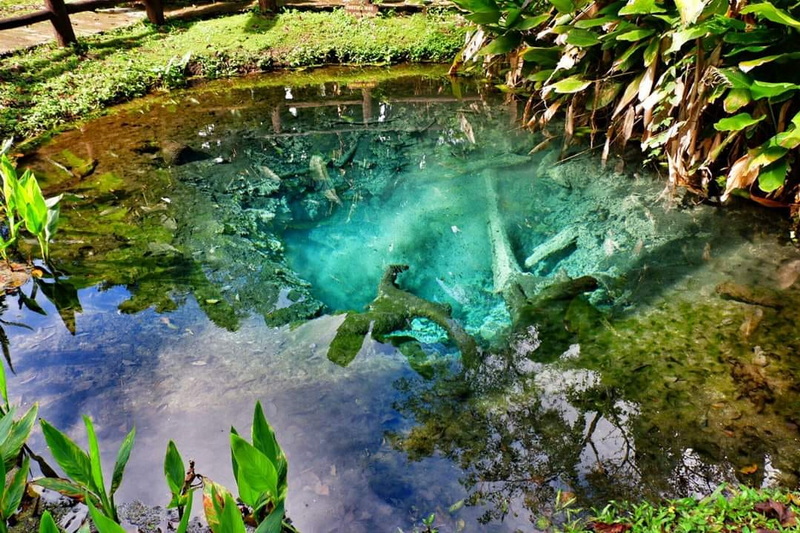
[8,65,800,532]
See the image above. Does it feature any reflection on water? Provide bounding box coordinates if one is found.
[5,65,800,531]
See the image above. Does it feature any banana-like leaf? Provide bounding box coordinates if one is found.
[758,158,788,193]
[164,440,185,498]
[478,34,522,55]
[110,426,135,497]
[255,500,285,533]
[220,492,246,533]
[84,417,108,506]
[39,511,61,533]
[741,2,800,30]
[2,405,37,470]
[619,0,666,16]
[230,435,278,511]
[713,112,765,131]
[749,80,799,100]
[723,88,751,113]
[2,456,29,519]
[550,76,592,93]
[39,419,93,488]
[87,499,125,533]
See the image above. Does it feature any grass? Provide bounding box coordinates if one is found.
[0,0,48,18]
[0,8,466,141]
[551,486,800,532]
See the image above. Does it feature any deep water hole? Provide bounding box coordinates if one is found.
[8,65,800,532]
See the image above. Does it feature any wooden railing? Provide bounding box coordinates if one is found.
[0,0,165,47]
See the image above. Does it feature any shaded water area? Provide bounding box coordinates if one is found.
[8,64,800,531]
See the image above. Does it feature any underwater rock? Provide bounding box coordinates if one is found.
[715,281,783,309]
[160,141,208,166]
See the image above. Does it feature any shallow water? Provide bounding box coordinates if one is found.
[8,65,800,532]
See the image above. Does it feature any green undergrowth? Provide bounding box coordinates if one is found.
[0,9,465,140]
[554,486,800,532]
[0,0,44,18]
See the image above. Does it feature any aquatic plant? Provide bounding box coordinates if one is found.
[36,416,136,523]
[0,155,62,262]
[38,511,59,533]
[450,0,800,206]
[164,440,194,519]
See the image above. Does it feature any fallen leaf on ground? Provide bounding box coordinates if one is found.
[588,522,632,533]
[754,500,796,527]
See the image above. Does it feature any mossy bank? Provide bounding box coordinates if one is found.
[0,8,466,142]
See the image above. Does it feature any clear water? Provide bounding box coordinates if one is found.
[9,65,800,532]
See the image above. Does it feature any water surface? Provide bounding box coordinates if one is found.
[8,65,800,532]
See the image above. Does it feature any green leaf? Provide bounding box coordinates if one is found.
[522,46,562,66]
[465,11,500,24]
[33,478,86,500]
[2,405,37,470]
[550,76,592,93]
[723,28,781,44]
[451,0,498,13]
[478,34,521,55]
[176,490,194,533]
[723,88,751,113]
[716,68,753,89]
[87,499,125,533]
[619,0,666,16]
[0,408,16,447]
[2,456,29,519]
[713,113,765,131]
[514,14,549,30]
[566,28,601,46]
[741,2,800,30]
[668,25,709,53]
[527,69,555,82]
[202,480,233,533]
[758,158,787,193]
[40,418,93,488]
[39,511,61,533]
[255,500,285,533]
[164,441,185,497]
[615,28,656,41]
[110,427,135,497]
[548,0,575,14]
[83,417,107,504]
[575,15,617,28]
[230,435,278,511]
[750,80,799,100]
[219,492,246,533]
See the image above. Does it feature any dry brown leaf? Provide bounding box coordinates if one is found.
[754,500,797,527]
[588,522,632,533]
[638,59,656,104]
[621,106,636,147]
[740,464,759,474]
[722,154,758,201]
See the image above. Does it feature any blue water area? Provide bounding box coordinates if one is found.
[8,66,800,533]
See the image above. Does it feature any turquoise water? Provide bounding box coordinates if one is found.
[8,66,800,532]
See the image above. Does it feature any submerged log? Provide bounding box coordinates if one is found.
[524,226,578,272]
[328,265,479,368]
[485,170,522,293]
[716,281,783,309]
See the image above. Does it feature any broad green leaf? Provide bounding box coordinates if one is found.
[758,158,787,193]
[575,15,617,28]
[566,28,600,46]
[515,14,550,29]
[252,402,280,465]
[615,28,656,41]
[522,46,562,66]
[643,35,660,66]
[726,44,771,56]
[550,76,592,93]
[527,69,555,82]
[87,499,125,533]
[2,405,37,469]
[613,41,648,72]
[219,492,246,533]
[548,0,575,14]
[723,88,751,113]
[750,80,799,100]
[202,479,232,533]
[750,143,788,168]
[255,501,285,533]
[451,0,498,13]
[723,28,781,44]
[33,477,86,500]
[504,8,522,28]
[465,11,500,24]
[668,25,709,53]
[478,34,521,55]
[83,416,108,503]
[164,441,185,496]
[619,0,666,16]
[230,435,278,510]
[716,67,752,89]
[40,418,93,487]
[0,408,16,446]
[675,0,706,25]
[739,52,800,72]
[741,2,800,30]
[2,456,29,519]
[39,511,61,533]
[176,490,194,533]
[774,129,800,150]
[110,427,135,496]
[713,113,765,131]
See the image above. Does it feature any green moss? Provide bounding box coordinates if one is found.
[0,9,466,140]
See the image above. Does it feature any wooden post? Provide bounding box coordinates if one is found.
[259,0,279,13]
[44,0,77,47]
[143,0,165,25]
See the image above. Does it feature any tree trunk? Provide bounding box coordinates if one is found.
[259,0,279,13]
[143,0,165,25]
[44,0,76,47]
